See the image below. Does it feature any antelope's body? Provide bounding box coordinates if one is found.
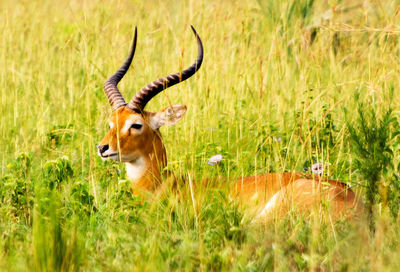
[97,26,363,221]
[232,173,361,220]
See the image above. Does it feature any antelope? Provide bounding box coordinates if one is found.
[97,26,363,221]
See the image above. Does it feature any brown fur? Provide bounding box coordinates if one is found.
[231,173,363,220]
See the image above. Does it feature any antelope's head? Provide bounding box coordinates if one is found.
[97,26,203,164]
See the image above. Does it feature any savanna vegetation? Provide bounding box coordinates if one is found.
[1,0,400,270]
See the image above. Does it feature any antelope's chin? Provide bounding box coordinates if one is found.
[98,150,118,161]
[104,154,118,161]
[98,151,140,163]
[120,153,141,163]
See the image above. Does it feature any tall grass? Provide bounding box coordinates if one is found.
[1,0,400,270]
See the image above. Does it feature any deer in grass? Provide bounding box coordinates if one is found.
[97,26,363,221]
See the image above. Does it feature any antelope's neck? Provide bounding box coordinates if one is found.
[125,135,167,195]
[125,157,147,181]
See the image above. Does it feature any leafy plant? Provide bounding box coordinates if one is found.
[0,153,33,223]
[347,100,400,221]
[43,156,73,190]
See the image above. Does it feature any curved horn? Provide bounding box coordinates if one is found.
[127,25,203,112]
[104,27,137,111]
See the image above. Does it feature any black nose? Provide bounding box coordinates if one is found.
[97,144,109,154]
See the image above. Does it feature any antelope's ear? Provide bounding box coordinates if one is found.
[149,104,187,129]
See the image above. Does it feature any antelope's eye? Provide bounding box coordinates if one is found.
[131,124,143,130]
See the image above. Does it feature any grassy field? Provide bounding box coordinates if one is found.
[2,0,400,270]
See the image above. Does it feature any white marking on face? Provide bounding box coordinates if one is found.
[122,119,143,134]
[109,122,115,129]
[125,156,146,181]
[122,120,134,134]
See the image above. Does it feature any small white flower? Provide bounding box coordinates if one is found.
[311,162,324,175]
[208,154,223,166]
[273,137,282,142]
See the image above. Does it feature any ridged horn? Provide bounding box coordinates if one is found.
[127,25,203,112]
[104,27,137,112]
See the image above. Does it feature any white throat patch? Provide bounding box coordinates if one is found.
[125,156,146,181]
